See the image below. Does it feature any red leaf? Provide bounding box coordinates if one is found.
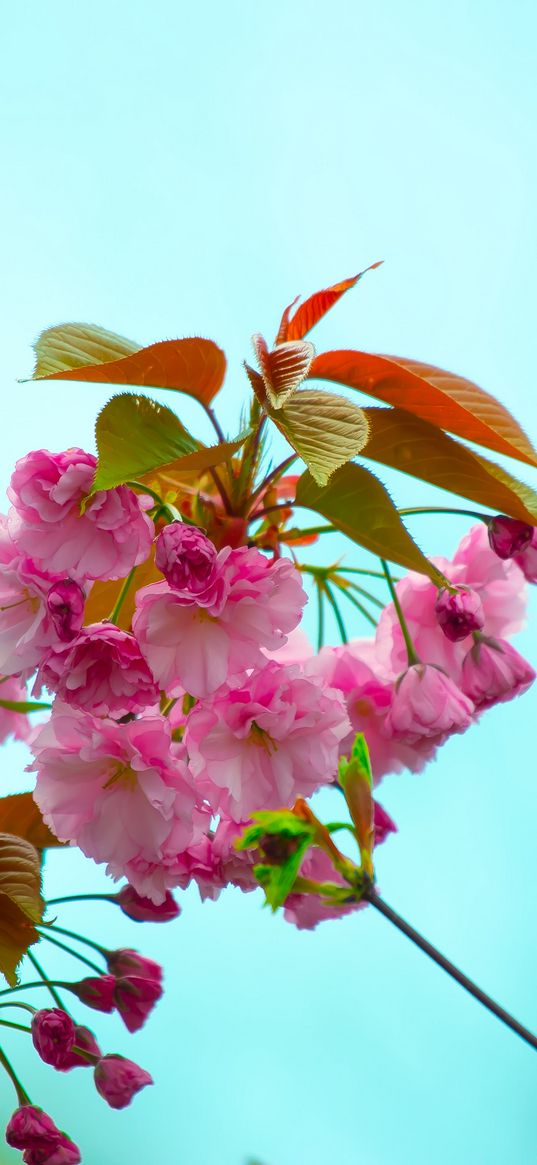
[310,350,537,467]
[276,263,382,344]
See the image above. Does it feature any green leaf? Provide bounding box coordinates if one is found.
[92,393,247,493]
[0,833,44,986]
[270,389,370,486]
[0,700,51,713]
[361,407,537,523]
[32,322,139,378]
[237,810,316,911]
[295,463,448,584]
[339,734,374,875]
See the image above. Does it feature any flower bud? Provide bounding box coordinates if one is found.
[94,1054,153,1110]
[514,526,537,583]
[46,580,85,642]
[386,664,474,744]
[373,801,397,846]
[58,1025,101,1071]
[6,1106,60,1152]
[66,975,116,1013]
[114,885,181,923]
[461,635,536,709]
[31,1008,76,1068]
[434,586,485,642]
[24,1137,81,1164]
[106,948,163,983]
[114,974,163,1033]
[155,522,217,593]
[487,516,533,560]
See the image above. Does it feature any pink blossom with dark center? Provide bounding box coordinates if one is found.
[461,635,536,709]
[31,1009,76,1068]
[46,580,85,642]
[114,974,163,1033]
[35,624,160,717]
[487,515,533,560]
[114,885,181,922]
[94,1055,153,1110]
[434,586,485,642]
[155,522,218,595]
[106,948,163,983]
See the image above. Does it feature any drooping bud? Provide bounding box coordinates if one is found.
[487,516,533,560]
[106,949,163,984]
[24,1136,81,1164]
[373,801,397,846]
[113,975,163,1033]
[46,579,85,642]
[155,522,217,594]
[6,1106,61,1152]
[386,664,475,743]
[93,1054,153,1110]
[31,1008,76,1068]
[58,1025,101,1071]
[114,885,181,923]
[434,586,485,642]
[65,975,116,1013]
[461,634,536,709]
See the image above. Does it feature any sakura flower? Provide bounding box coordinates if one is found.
[434,586,484,642]
[461,635,535,709]
[31,706,205,903]
[94,1055,153,1110]
[35,624,159,717]
[65,976,116,1014]
[514,527,537,583]
[283,847,365,930]
[185,661,350,820]
[5,1107,80,1163]
[114,975,163,1033]
[171,816,258,901]
[46,580,85,642]
[8,448,154,580]
[385,664,474,745]
[154,522,219,595]
[487,515,533,560]
[106,949,163,983]
[0,556,65,676]
[133,546,307,697]
[0,675,32,743]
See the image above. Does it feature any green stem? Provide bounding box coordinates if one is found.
[248,454,297,513]
[202,402,226,446]
[332,581,378,628]
[47,893,115,907]
[279,524,335,541]
[322,580,348,644]
[336,566,399,580]
[380,558,419,666]
[108,568,136,625]
[0,1020,32,1034]
[38,931,103,975]
[0,1043,31,1105]
[208,466,234,515]
[27,950,68,1012]
[0,699,52,712]
[126,481,166,507]
[160,696,178,718]
[0,982,70,999]
[0,1003,36,1015]
[399,506,489,523]
[343,579,384,610]
[46,923,107,959]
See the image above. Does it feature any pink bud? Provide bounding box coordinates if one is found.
[386,664,474,743]
[58,1025,101,1071]
[434,586,485,642]
[46,580,85,642]
[66,975,116,1013]
[155,522,217,593]
[461,635,536,709]
[106,949,163,984]
[514,527,537,583]
[114,974,163,1033]
[487,516,533,560]
[31,1009,76,1068]
[114,885,181,923]
[6,1106,60,1152]
[24,1137,81,1164]
[373,801,397,846]
[94,1054,153,1110]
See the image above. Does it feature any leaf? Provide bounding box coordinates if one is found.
[276,262,382,343]
[0,700,51,713]
[92,393,247,492]
[295,463,448,584]
[270,390,370,487]
[32,322,140,378]
[0,833,43,986]
[310,350,537,468]
[252,334,314,409]
[361,407,537,523]
[0,794,65,850]
[31,327,227,406]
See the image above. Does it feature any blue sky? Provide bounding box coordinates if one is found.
[0,2,536,1163]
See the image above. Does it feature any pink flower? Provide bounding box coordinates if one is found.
[24,1140,81,1165]
[186,661,350,820]
[461,635,535,709]
[106,949,163,983]
[46,580,85,642]
[8,448,154,580]
[66,975,116,1013]
[133,546,307,697]
[35,625,159,717]
[6,1106,62,1153]
[385,665,475,745]
[114,975,163,1033]
[94,1055,153,1109]
[514,527,537,583]
[434,586,484,642]
[57,1025,101,1071]
[31,706,205,903]
[283,848,365,930]
[0,556,64,676]
[31,1009,76,1068]
[373,801,397,845]
[155,522,218,595]
[487,515,533,560]
[113,885,181,923]
[171,816,258,901]
[0,675,32,744]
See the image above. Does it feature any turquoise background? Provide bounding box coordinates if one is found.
[0,2,536,1162]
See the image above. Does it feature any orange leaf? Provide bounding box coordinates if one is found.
[276,263,382,343]
[0,833,43,986]
[310,350,537,468]
[33,332,227,406]
[0,794,64,850]
[361,408,537,523]
[252,335,314,409]
[85,553,163,631]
